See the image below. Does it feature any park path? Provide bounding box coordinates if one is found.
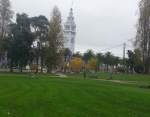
[56,73,67,78]
[93,78,137,85]
[0,73,67,78]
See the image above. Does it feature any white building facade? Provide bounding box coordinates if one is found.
[64,8,76,54]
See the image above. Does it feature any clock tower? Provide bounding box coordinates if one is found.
[64,8,76,53]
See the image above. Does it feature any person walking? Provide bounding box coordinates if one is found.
[83,71,86,79]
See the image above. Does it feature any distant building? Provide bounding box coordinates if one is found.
[64,8,76,54]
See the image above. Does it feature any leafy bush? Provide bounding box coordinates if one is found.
[30,64,38,71]
[134,64,144,74]
[116,67,127,73]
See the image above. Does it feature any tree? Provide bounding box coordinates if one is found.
[0,0,13,60]
[135,0,150,74]
[119,58,127,68]
[72,51,82,58]
[116,66,127,74]
[103,52,114,72]
[45,6,64,72]
[86,58,98,71]
[133,49,144,74]
[85,64,91,72]
[70,57,83,73]
[30,64,38,72]
[96,52,104,64]
[64,48,72,61]
[30,15,49,73]
[96,52,104,71]
[127,50,134,73]
[83,49,95,64]
[63,61,69,73]
[114,57,120,67]
[7,23,17,72]
[7,13,33,72]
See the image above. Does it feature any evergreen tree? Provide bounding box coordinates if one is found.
[45,6,64,72]
[7,13,33,72]
[30,15,49,73]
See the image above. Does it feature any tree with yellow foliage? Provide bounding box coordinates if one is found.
[63,61,69,73]
[85,64,91,72]
[86,58,98,71]
[30,64,38,74]
[70,58,83,73]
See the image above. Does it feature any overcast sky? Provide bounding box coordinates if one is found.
[10,0,139,57]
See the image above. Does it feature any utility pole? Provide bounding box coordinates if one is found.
[123,43,126,58]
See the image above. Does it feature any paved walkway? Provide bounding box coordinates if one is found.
[57,73,67,78]
[95,79,136,85]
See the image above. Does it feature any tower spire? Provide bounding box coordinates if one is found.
[71,1,73,8]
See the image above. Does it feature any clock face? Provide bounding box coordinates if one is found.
[65,37,69,43]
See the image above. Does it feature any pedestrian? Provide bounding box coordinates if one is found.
[83,71,86,78]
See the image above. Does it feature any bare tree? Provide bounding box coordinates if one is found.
[0,0,13,59]
[135,0,150,74]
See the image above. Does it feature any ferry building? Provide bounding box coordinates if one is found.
[63,8,76,54]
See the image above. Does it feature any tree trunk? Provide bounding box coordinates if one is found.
[10,59,13,72]
[41,55,44,73]
[64,68,66,73]
[107,65,109,73]
[47,66,51,73]
[20,67,22,72]
[10,68,13,72]
[35,56,39,74]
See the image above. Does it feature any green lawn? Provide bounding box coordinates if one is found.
[0,73,150,117]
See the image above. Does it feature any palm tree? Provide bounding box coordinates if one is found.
[127,50,134,74]
[96,52,104,71]
[83,49,95,64]
[103,52,114,72]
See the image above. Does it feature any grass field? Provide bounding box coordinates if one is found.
[0,72,150,117]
